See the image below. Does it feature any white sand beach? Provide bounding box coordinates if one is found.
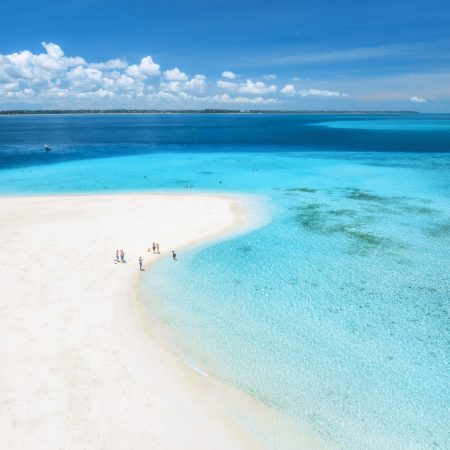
[0,193,257,450]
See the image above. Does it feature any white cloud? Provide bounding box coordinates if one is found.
[281,84,296,95]
[216,80,238,91]
[233,96,278,104]
[67,66,104,89]
[238,79,277,94]
[125,56,160,79]
[160,74,207,94]
[163,67,188,81]
[124,65,141,78]
[46,87,70,98]
[150,91,177,100]
[0,43,164,105]
[0,41,364,108]
[138,56,160,76]
[115,74,135,89]
[144,91,278,106]
[184,74,206,92]
[216,78,278,94]
[222,71,236,79]
[280,84,346,97]
[304,88,344,97]
[160,80,183,92]
[0,42,85,87]
[210,93,278,104]
[409,96,426,103]
[262,74,277,80]
[77,89,115,99]
[42,42,64,59]
[90,59,128,70]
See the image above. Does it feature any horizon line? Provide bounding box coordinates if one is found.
[0,109,422,115]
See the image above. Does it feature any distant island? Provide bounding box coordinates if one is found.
[0,109,419,115]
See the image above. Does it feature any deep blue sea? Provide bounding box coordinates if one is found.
[1,113,449,449]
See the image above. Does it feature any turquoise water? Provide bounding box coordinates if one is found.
[316,117,450,131]
[1,114,449,449]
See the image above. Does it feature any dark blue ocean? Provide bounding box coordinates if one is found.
[1,113,449,449]
[1,113,450,171]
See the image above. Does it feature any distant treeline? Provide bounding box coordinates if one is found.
[0,109,419,115]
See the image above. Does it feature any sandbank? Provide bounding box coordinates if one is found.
[0,193,259,449]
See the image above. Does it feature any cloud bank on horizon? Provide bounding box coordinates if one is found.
[0,42,440,110]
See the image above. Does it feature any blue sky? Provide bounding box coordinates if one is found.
[0,0,449,110]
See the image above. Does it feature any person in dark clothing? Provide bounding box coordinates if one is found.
[172,250,177,261]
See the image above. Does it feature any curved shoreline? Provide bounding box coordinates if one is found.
[135,194,329,450]
[0,192,266,449]
[132,192,271,449]
[0,190,330,449]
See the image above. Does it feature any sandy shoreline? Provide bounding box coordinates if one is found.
[0,192,262,450]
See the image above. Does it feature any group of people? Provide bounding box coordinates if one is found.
[146,243,177,261]
[149,242,160,254]
[114,249,125,264]
[114,243,177,272]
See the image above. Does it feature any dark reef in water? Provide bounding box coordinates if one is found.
[173,178,191,184]
[285,187,317,193]
[343,188,404,204]
[292,201,407,255]
[328,209,357,217]
[343,188,441,216]
[238,245,253,254]
[290,186,448,255]
[427,222,450,238]
[346,191,388,202]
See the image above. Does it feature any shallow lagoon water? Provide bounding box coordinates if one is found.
[315,116,450,131]
[0,114,449,449]
[142,152,450,449]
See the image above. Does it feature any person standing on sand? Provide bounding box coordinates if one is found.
[115,250,119,263]
[156,243,160,254]
[152,242,156,254]
[120,249,125,263]
[139,257,143,271]
[172,250,177,261]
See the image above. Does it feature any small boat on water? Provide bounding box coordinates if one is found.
[44,144,51,151]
